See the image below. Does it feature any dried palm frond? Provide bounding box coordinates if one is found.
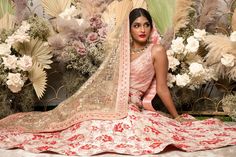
[76,0,97,17]
[133,0,147,9]
[0,13,15,31]
[102,0,133,40]
[14,38,53,69]
[173,0,194,33]
[29,63,47,99]
[232,8,236,31]
[0,0,14,18]
[146,0,175,35]
[41,0,71,17]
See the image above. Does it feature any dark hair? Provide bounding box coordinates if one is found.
[129,8,153,30]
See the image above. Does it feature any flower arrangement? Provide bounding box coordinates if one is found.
[44,2,108,97]
[167,29,215,90]
[0,0,52,118]
[162,0,236,118]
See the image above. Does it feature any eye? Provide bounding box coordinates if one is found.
[132,23,140,28]
[144,23,150,28]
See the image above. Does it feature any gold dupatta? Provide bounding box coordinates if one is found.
[0,4,134,133]
[0,0,151,133]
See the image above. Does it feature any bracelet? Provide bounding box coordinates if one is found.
[174,115,182,121]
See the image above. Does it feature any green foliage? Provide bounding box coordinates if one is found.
[0,84,37,119]
[27,15,51,41]
[0,29,15,42]
[146,0,176,35]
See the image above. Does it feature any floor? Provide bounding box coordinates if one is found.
[0,145,236,157]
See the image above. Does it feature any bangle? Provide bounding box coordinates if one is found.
[174,115,182,121]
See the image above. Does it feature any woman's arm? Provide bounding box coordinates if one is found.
[151,44,179,118]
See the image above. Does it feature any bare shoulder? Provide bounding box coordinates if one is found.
[151,44,166,60]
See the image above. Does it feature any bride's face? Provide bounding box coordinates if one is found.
[130,15,151,45]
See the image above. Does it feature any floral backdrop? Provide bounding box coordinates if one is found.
[0,0,236,120]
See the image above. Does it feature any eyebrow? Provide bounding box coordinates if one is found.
[132,21,150,25]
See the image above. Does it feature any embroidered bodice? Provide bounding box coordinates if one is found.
[130,44,155,94]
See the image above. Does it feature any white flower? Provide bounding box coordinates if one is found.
[5,21,30,46]
[230,31,236,42]
[168,56,180,71]
[175,73,190,87]
[167,73,176,88]
[185,36,199,53]
[6,73,24,93]
[2,55,18,69]
[171,37,185,54]
[189,62,205,77]
[20,21,31,32]
[166,49,174,56]
[221,54,235,67]
[59,5,78,20]
[0,43,11,56]
[17,55,33,71]
[194,29,206,41]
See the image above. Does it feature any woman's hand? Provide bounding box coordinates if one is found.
[174,114,197,122]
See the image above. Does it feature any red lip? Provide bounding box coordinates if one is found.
[139,34,146,38]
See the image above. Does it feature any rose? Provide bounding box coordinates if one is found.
[168,56,180,71]
[193,29,206,41]
[2,55,18,70]
[87,32,99,43]
[0,43,11,56]
[17,55,33,71]
[221,54,235,67]
[175,73,190,87]
[167,73,176,88]
[185,36,199,53]
[5,21,30,46]
[189,62,205,77]
[170,37,185,54]
[6,73,25,93]
[73,41,86,56]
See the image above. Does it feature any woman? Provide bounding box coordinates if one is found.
[128,8,179,119]
[0,8,236,156]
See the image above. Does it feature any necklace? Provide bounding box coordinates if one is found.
[130,44,149,55]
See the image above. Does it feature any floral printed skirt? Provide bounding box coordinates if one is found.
[0,104,236,156]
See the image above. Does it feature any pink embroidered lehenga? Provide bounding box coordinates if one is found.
[0,17,236,156]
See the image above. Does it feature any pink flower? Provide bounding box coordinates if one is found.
[73,41,86,55]
[87,32,99,43]
[90,15,103,29]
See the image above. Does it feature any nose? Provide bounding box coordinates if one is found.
[140,26,145,32]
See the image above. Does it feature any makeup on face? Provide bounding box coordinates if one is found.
[130,16,151,45]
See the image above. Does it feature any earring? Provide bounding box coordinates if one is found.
[130,36,133,44]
